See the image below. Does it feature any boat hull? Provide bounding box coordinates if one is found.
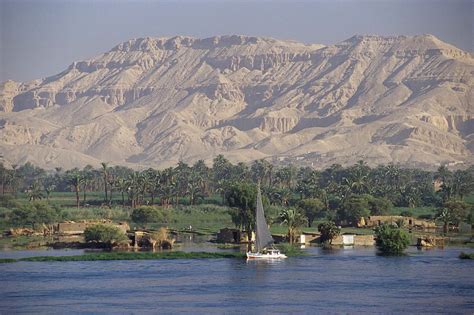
[246,252,287,259]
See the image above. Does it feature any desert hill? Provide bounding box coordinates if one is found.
[0,34,473,169]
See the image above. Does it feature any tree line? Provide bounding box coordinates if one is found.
[1,157,473,232]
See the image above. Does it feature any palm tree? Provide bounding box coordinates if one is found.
[27,182,44,201]
[81,165,94,205]
[187,168,204,205]
[436,208,451,235]
[159,167,175,208]
[45,184,56,201]
[173,162,190,204]
[67,170,83,209]
[436,201,469,235]
[435,165,452,182]
[233,162,250,183]
[10,164,19,198]
[273,187,292,206]
[296,169,320,199]
[278,208,307,244]
[213,155,232,181]
[192,160,210,194]
[452,170,474,200]
[107,174,116,205]
[0,163,7,196]
[142,168,160,205]
[251,159,272,186]
[100,162,109,202]
[215,179,229,205]
[115,177,129,207]
[280,165,298,189]
[345,161,370,195]
[127,172,141,208]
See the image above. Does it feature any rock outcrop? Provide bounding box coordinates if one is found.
[0,34,473,169]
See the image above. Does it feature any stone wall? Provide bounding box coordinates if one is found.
[364,215,435,230]
[56,221,129,235]
[331,234,375,246]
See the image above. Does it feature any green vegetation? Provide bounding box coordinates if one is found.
[340,227,374,235]
[459,252,474,259]
[131,206,170,228]
[226,182,258,242]
[390,206,437,219]
[0,235,48,249]
[169,205,233,234]
[339,195,371,225]
[318,221,341,244]
[0,258,16,263]
[84,224,128,247]
[9,202,60,229]
[368,197,392,215]
[276,243,306,256]
[0,158,473,248]
[0,251,246,263]
[61,206,130,222]
[298,198,325,227]
[374,224,411,255]
[400,210,414,217]
[436,200,471,234]
[278,208,307,244]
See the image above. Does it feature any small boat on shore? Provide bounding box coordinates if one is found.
[246,184,287,260]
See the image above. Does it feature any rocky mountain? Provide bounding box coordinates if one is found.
[0,34,473,169]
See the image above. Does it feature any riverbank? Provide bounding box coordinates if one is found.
[0,251,246,263]
[459,252,474,259]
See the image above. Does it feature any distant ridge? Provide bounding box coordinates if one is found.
[0,34,472,169]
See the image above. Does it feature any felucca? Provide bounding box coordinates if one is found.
[246,184,287,259]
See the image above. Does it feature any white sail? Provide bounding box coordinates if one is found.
[255,185,274,252]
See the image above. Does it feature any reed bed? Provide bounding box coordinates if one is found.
[0,251,246,263]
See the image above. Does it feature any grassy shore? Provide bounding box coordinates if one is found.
[459,252,474,259]
[276,243,306,256]
[0,251,247,263]
[0,243,307,263]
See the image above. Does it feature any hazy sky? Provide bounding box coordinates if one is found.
[0,0,472,82]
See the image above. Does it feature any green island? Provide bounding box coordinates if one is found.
[459,252,474,259]
[0,251,246,263]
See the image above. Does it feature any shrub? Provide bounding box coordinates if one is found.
[0,195,21,209]
[418,214,433,220]
[459,252,474,259]
[436,200,470,234]
[368,197,392,215]
[318,221,341,245]
[265,205,285,223]
[10,202,60,229]
[84,224,128,247]
[374,224,410,255]
[131,206,169,227]
[278,207,307,244]
[276,243,305,256]
[10,207,32,227]
[298,198,325,227]
[338,195,370,226]
[400,210,413,217]
[61,207,130,222]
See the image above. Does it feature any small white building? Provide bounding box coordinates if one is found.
[342,234,355,246]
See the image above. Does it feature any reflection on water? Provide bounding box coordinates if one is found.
[0,246,472,313]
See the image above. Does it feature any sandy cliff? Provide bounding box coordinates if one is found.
[0,34,472,169]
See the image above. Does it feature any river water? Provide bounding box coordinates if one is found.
[0,246,473,314]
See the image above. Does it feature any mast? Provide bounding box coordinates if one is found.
[255,184,274,252]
